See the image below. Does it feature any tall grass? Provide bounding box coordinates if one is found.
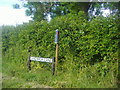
[2,54,118,88]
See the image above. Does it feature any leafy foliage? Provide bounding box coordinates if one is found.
[2,12,119,88]
[22,2,120,21]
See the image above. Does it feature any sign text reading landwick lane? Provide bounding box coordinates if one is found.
[30,57,53,63]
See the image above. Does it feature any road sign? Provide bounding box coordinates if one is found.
[28,56,55,75]
[30,57,53,63]
[27,29,59,75]
[55,29,59,43]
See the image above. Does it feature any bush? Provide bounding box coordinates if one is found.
[2,12,119,88]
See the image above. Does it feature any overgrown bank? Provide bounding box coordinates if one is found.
[2,12,119,88]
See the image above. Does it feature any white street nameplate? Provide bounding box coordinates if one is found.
[30,57,53,63]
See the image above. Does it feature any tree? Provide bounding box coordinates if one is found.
[13,4,20,9]
[13,1,120,21]
[50,2,90,18]
[23,2,53,21]
[23,2,92,20]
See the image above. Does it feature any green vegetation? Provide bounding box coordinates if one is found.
[14,2,120,21]
[2,12,119,88]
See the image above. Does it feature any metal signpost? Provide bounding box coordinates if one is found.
[27,29,59,75]
[55,29,59,74]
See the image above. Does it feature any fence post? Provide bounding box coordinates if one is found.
[28,47,32,70]
[28,55,31,70]
[52,57,55,75]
